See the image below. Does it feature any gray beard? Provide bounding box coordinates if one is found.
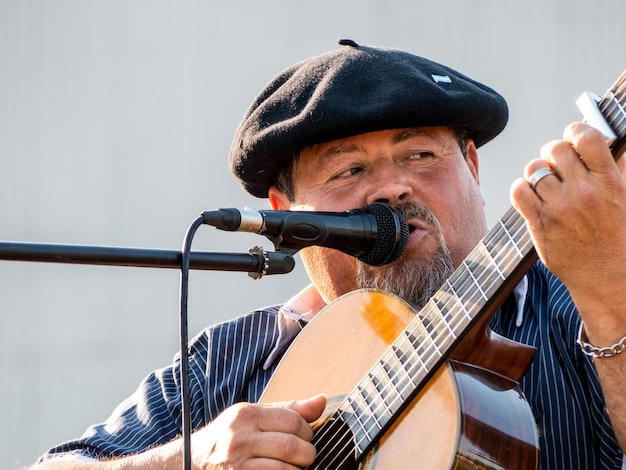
[356,203,454,311]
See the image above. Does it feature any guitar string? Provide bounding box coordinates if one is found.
[599,72,626,153]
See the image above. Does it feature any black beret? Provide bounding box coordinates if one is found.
[229,40,508,198]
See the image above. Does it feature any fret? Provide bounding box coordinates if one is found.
[405,320,443,362]
[392,332,427,374]
[437,281,481,338]
[344,388,377,445]
[607,93,626,124]
[472,243,521,296]
[496,209,527,259]
[481,242,506,280]
[483,211,528,275]
[483,232,521,278]
[443,278,472,321]
[460,242,514,301]
[366,365,400,416]
[380,347,418,400]
[420,300,458,351]
[598,71,626,154]
[375,359,406,404]
[430,292,467,346]
[461,259,488,301]
[446,260,491,318]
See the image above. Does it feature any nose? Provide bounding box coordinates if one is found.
[365,162,413,205]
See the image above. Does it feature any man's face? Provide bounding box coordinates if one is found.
[268,127,488,305]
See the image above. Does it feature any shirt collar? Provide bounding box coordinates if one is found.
[263,284,327,370]
[514,275,529,327]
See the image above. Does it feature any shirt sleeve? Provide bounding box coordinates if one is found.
[38,307,283,463]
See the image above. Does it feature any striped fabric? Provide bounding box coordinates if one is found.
[40,261,624,469]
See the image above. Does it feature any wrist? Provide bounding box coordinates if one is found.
[577,321,626,358]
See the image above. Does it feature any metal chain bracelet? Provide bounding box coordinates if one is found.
[577,322,626,358]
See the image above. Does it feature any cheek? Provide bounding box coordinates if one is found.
[299,246,359,302]
[295,184,366,211]
[447,186,487,264]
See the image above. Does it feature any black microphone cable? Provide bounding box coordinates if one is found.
[179,214,205,470]
[178,214,294,470]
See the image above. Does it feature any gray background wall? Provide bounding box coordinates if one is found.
[1,1,625,468]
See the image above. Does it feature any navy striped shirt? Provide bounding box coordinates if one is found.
[41,261,624,468]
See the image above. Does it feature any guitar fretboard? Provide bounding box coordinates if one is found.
[599,72,626,155]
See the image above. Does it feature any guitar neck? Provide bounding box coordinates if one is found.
[598,71,626,157]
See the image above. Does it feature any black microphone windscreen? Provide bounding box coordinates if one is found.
[359,204,409,266]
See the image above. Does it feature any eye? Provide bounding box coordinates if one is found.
[408,151,435,160]
[333,166,363,179]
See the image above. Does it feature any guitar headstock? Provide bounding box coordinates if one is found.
[577,70,626,159]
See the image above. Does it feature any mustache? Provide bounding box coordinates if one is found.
[356,202,453,310]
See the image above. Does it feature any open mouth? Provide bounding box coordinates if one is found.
[405,218,432,247]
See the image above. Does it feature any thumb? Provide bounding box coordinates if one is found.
[286,394,327,423]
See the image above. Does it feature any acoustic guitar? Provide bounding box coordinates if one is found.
[260,71,626,469]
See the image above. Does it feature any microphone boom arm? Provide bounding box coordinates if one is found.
[0,241,296,277]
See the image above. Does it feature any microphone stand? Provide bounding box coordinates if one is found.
[0,231,296,470]
[0,241,296,277]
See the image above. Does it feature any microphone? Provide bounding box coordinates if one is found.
[202,203,409,266]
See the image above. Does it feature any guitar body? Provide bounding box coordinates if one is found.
[260,290,538,469]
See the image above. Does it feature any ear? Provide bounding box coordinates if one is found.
[465,139,480,185]
[268,185,292,210]
[464,139,486,207]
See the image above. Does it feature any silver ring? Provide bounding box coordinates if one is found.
[528,166,555,190]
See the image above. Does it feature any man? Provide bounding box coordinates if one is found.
[32,40,626,468]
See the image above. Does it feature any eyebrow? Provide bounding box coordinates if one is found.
[321,128,445,159]
[323,143,361,158]
[392,128,439,144]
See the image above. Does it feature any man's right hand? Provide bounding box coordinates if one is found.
[192,394,327,469]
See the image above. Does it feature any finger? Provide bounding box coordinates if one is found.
[249,407,312,443]
[241,457,312,470]
[510,158,559,224]
[526,165,558,194]
[510,176,541,219]
[563,121,616,173]
[260,394,327,436]
[617,152,626,176]
[520,158,560,199]
[284,394,327,423]
[248,431,317,468]
[538,138,585,185]
[254,400,323,444]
